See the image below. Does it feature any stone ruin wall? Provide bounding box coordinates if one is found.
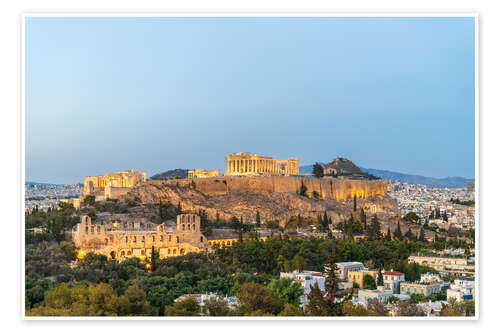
[150,176,386,201]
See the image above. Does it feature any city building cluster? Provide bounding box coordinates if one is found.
[25,183,83,212]
[387,180,475,231]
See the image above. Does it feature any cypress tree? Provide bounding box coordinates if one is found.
[377,267,384,287]
[394,221,403,240]
[360,208,367,231]
[368,215,381,240]
[306,282,328,316]
[347,214,355,240]
[405,228,414,241]
[353,195,357,212]
[385,229,392,241]
[256,210,261,226]
[324,249,340,297]
[418,228,426,242]
[312,163,324,178]
[239,216,244,241]
[323,211,329,230]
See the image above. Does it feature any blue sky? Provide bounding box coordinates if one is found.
[25,17,475,184]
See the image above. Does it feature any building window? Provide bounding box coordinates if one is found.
[187,224,190,230]
[168,235,171,242]
[142,236,145,242]
[160,235,163,241]
[152,236,155,242]
[125,236,128,243]
[133,236,137,243]
[176,236,179,243]
[182,224,185,231]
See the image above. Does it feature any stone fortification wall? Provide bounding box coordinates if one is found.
[149,176,386,201]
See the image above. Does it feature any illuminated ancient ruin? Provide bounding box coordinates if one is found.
[188,168,221,179]
[82,169,146,201]
[72,214,210,260]
[225,152,299,176]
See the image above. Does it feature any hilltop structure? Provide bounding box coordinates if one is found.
[82,169,146,201]
[225,152,299,176]
[188,168,221,179]
[72,213,210,260]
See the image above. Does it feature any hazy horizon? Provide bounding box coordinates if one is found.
[26,17,475,184]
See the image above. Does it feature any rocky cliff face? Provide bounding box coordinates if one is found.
[122,176,398,227]
[149,176,386,200]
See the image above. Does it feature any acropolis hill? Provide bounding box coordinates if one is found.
[80,154,399,227]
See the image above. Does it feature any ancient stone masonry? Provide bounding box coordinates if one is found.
[82,169,146,201]
[225,152,299,176]
[72,214,210,260]
[188,168,221,179]
[153,176,386,201]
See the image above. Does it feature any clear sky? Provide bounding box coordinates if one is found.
[25,17,475,184]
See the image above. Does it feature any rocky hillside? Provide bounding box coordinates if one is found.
[149,169,188,180]
[122,178,399,227]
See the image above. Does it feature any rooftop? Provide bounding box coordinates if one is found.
[383,270,404,276]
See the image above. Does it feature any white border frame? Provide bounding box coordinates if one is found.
[20,12,479,321]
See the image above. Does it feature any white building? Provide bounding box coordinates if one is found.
[174,293,239,312]
[357,286,393,304]
[419,272,450,290]
[382,270,405,293]
[280,270,326,307]
[416,300,445,317]
[447,277,475,302]
[333,262,366,280]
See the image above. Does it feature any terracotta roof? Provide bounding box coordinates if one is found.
[383,270,404,276]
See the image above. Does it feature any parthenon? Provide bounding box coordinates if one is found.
[225,152,299,176]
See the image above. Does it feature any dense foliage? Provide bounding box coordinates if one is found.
[25,206,474,317]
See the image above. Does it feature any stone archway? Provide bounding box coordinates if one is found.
[110,251,116,259]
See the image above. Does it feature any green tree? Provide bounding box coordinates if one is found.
[405,228,415,241]
[306,282,328,316]
[236,282,283,316]
[267,278,303,307]
[367,215,381,240]
[385,229,392,241]
[363,274,376,290]
[353,195,357,212]
[360,208,367,231]
[278,303,304,316]
[394,221,403,240]
[150,246,159,272]
[83,195,96,206]
[418,228,426,242]
[165,298,200,316]
[403,212,420,223]
[324,249,340,297]
[299,182,308,197]
[377,267,384,287]
[256,210,261,227]
[203,298,232,316]
[312,163,324,178]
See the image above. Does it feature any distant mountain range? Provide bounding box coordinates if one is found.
[26,181,63,186]
[359,168,474,188]
[299,163,473,188]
